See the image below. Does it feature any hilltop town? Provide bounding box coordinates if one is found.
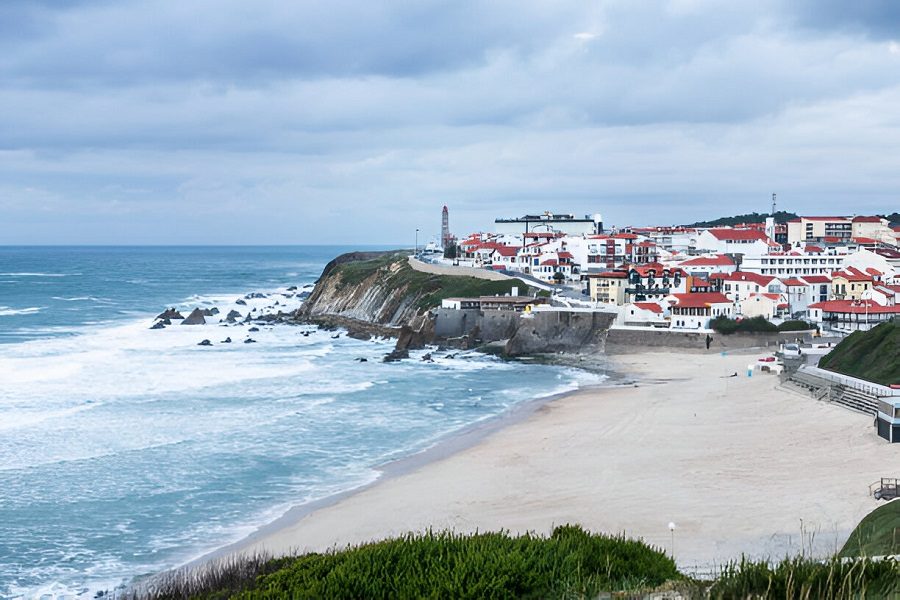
[427,208,900,334]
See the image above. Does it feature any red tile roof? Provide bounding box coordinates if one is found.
[720,271,776,286]
[801,216,850,221]
[491,246,519,257]
[706,228,773,243]
[592,271,627,278]
[780,278,806,287]
[671,292,732,308]
[809,300,900,314]
[852,237,878,244]
[633,302,663,314]
[680,255,735,267]
[804,245,824,253]
[801,275,831,284]
[852,216,883,223]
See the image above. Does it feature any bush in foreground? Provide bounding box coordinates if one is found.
[707,556,900,599]
[134,526,678,600]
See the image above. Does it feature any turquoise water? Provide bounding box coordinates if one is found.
[0,247,603,598]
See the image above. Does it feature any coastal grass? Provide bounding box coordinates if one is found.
[133,525,679,600]
[333,253,536,311]
[838,499,900,559]
[818,321,900,386]
[128,525,900,599]
[705,556,900,599]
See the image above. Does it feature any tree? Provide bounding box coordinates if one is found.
[553,271,566,284]
[443,242,458,259]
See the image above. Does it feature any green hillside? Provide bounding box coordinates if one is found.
[686,210,798,227]
[839,500,900,558]
[817,321,900,386]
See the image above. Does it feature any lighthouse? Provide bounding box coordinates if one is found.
[441,205,451,250]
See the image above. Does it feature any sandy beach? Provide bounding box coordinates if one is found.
[227,350,897,569]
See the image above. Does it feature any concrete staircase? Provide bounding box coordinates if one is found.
[788,370,878,416]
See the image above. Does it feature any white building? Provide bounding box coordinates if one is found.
[695,228,780,257]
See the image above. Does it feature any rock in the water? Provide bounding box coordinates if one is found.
[331,333,341,339]
[150,321,167,330]
[235,299,247,306]
[156,308,184,320]
[355,357,368,362]
[221,337,232,343]
[197,339,212,346]
[287,286,298,291]
[245,292,267,299]
[225,310,242,323]
[302,332,310,337]
[201,308,219,316]
[383,348,409,362]
[244,338,257,344]
[421,353,433,362]
[249,326,260,332]
[181,308,207,325]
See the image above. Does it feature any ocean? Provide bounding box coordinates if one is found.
[0,246,604,599]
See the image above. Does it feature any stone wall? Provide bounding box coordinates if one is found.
[604,328,817,354]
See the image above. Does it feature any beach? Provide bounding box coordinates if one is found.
[228,349,896,569]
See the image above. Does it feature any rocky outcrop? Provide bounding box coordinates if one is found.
[505,311,616,356]
[181,308,206,325]
[156,308,184,320]
[297,252,428,328]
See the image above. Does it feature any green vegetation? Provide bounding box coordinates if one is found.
[711,315,777,334]
[883,212,900,227]
[706,556,900,599]
[710,316,815,335]
[777,319,815,332]
[333,253,535,311]
[137,526,680,599]
[443,242,458,259]
[818,321,900,386]
[686,210,798,228]
[130,522,900,599]
[840,499,900,558]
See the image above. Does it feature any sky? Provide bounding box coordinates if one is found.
[1,1,899,245]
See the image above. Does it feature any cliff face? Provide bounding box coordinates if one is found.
[298,252,436,332]
[298,252,616,356]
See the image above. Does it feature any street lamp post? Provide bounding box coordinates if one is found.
[668,522,676,560]
[415,228,419,257]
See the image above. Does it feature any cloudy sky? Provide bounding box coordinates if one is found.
[1,1,899,244]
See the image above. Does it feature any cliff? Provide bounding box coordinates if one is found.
[297,252,530,344]
[297,252,618,357]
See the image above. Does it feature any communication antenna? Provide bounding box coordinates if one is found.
[771,193,776,216]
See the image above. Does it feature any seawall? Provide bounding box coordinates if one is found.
[604,328,817,354]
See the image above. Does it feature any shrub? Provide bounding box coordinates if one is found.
[777,320,813,332]
[711,316,777,334]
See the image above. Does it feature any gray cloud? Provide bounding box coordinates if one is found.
[0,0,898,244]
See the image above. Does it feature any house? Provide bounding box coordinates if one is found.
[831,267,875,300]
[717,272,783,305]
[619,301,668,327]
[780,277,811,317]
[741,246,848,278]
[624,264,689,303]
[808,299,900,333]
[588,271,628,304]
[695,228,780,257]
[668,292,734,330]
[800,275,831,304]
[677,254,737,277]
[851,216,894,245]
[741,293,788,320]
[786,216,853,244]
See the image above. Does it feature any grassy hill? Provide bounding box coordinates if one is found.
[817,321,900,386]
[686,210,798,227]
[839,499,900,558]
